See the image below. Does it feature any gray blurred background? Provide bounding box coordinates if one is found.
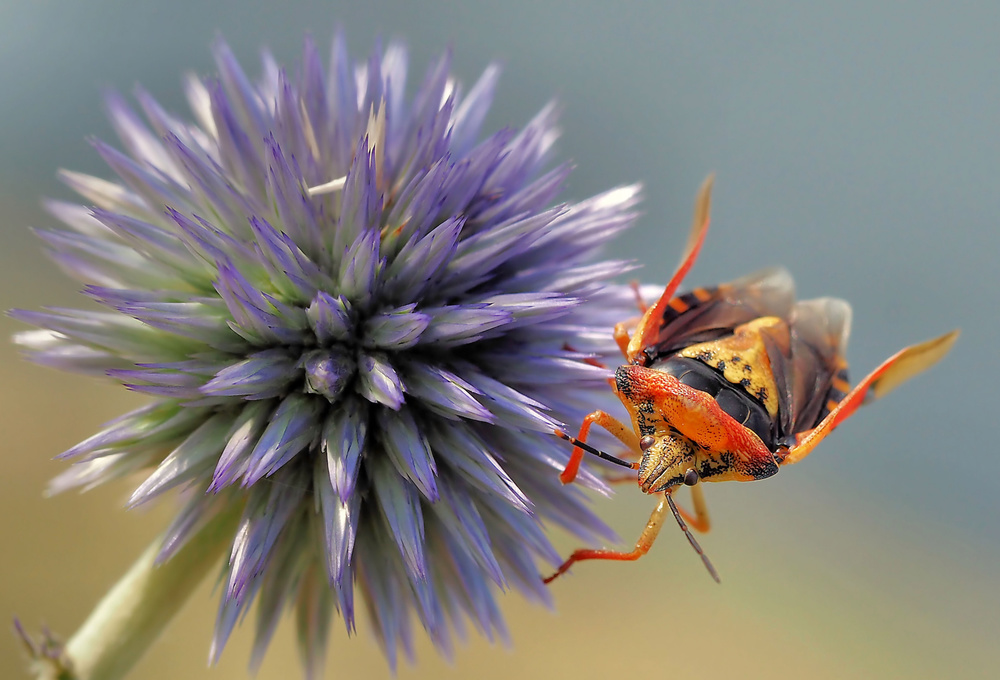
[1,2,997,678]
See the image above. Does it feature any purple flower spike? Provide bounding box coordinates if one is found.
[12,33,645,675]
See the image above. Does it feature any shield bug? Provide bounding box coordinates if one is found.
[545,176,959,584]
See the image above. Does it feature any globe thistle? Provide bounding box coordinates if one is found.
[13,33,642,676]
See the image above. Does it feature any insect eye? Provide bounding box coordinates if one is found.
[639,435,656,451]
[683,468,700,486]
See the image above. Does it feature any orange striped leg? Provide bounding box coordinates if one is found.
[614,322,631,358]
[626,176,714,364]
[543,495,670,584]
[605,473,638,484]
[613,282,652,358]
[610,481,708,532]
[613,315,645,358]
[782,330,959,466]
[629,280,648,314]
[562,342,615,387]
[562,342,608,370]
[604,475,712,534]
[558,410,640,485]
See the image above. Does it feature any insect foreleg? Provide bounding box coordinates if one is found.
[629,280,648,314]
[674,483,711,533]
[613,319,638,358]
[557,410,640,485]
[611,280,651,357]
[543,494,671,584]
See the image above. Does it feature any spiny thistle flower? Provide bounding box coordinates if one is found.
[13,33,643,676]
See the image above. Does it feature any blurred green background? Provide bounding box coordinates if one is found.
[2,2,998,678]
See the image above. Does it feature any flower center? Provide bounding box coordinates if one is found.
[301,348,357,401]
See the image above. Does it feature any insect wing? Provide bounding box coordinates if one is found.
[765,297,853,437]
[641,267,796,363]
[782,329,959,465]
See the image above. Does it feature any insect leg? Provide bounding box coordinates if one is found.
[629,280,648,314]
[613,312,656,358]
[557,410,640,485]
[612,280,659,357]
[782,330,959,466]
[626,175,714,363]
[673,483,711,533]
[614,320,635,358]
[543,494,671,584]
[561,343,616,389]
[605,473,640,484]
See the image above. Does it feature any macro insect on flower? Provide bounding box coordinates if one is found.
[544,176,959,583]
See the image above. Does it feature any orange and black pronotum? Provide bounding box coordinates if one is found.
[546,176,958,583]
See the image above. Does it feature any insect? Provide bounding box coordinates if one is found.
[545,175,959,584]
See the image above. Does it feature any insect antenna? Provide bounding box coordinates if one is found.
[554,429,638,470]
[666,492,721,583]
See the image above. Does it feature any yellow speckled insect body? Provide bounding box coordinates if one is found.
[546,177,959,583]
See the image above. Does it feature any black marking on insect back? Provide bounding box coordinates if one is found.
[731,356,742,364]
[645,329,735,365]
[716,360,726,371]
[743,454,779,480]
[755,387,769,403]
[740,378,751,388]
[699,449,778,481]
[696,350,715,362]
[615,365,633,396]
[743,364,753,373]
[634,400,659,437]
[698,452,735,480]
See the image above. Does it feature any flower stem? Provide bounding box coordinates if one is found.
[31,503,242,680]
